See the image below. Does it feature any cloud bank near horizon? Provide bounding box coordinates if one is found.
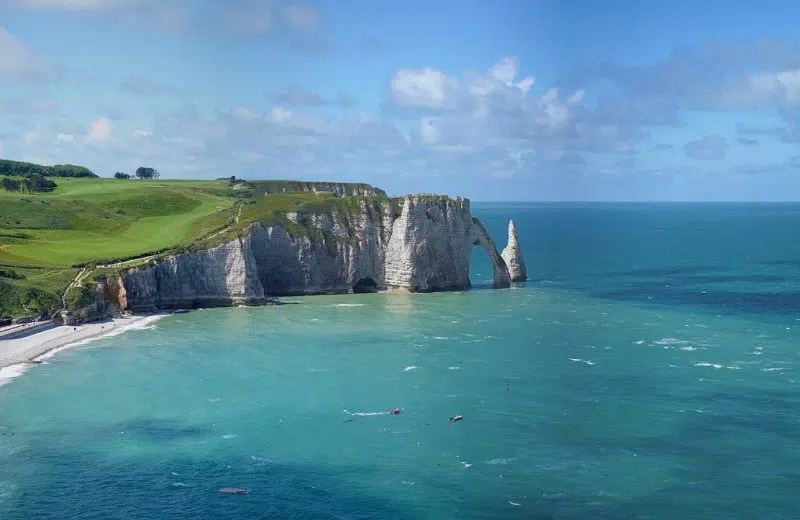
[2,0,800,200]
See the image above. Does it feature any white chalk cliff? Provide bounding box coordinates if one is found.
[75,193,518,319]
[501,220,527,282]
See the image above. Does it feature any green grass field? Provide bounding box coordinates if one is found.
[0,174,390,319]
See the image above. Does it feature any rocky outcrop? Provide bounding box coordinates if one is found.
[384,197,510,291]
[121,236,265,312]
[501,220,527,282]
[70,193,518,317]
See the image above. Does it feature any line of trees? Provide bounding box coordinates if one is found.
[0,159,96,178]
[1,174,58,193]
[114,166,160,180]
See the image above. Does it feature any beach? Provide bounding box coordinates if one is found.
[0,315,158,373]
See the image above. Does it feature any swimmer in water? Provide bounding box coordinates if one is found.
[449,415,463,422]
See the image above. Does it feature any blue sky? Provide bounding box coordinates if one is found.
[2,0,800,200]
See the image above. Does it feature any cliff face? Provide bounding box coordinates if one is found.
[247,199,394,295]
[384,197,510,291]
[78,194,516,318]
[121,236,265,312]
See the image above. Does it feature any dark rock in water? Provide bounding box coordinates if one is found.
[219,487,248,495]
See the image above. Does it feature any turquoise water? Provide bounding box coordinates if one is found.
[2,202,800,519]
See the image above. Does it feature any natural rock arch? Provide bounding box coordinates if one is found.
[471,218,511,289]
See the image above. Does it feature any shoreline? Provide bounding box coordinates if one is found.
[0,314,169,381]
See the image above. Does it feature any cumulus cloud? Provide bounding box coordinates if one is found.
[562,38,800,151]
[1,56,654,184]
[88,117,112,141]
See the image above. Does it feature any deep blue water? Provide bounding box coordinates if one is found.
[1,202,799,519]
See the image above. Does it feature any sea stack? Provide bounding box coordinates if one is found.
[501,220,527,282]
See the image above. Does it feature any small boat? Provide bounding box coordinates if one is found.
[449,415,463,422]
[390,408,401,415]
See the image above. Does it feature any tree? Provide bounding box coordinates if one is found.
[134,166,160,180]
[114,172,131,180]
[1,178,21,192]
[21,174,57,193]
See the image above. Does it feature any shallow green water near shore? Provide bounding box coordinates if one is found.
[2,203,800,519]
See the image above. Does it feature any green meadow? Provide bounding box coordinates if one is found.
[0,170,391,319]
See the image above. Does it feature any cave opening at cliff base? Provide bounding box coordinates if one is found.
[352,277,378,294]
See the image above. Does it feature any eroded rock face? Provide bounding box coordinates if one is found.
[384,197,510,291]
[501,220,527,282]
[73,194,520,318]
[121,236,265,312]
[246,200,394,295]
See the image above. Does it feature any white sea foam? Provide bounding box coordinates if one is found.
[403,366,418,372]
[569,358,596,366]
[0,314,170,386]
[331,303,366,307]
[343,409,390,417]
[0,364,31,387]
[486,457,518,465]
[448,366,461,370]
[222,434,238,439]
[695,362,723,369]
[763,367,786,372]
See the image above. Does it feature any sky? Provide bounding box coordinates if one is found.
[2,0,800,200]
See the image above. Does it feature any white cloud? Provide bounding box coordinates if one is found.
[389,68,459,109]
[24,131,39,145]
[56,133,75,143]
[0,27,53,82]
[88,117,112,141]
[1,56,633,185]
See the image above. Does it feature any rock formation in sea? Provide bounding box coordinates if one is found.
[65,191,519,322]
[501,220,527,282]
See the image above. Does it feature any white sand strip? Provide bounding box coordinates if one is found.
[0,315,157,369]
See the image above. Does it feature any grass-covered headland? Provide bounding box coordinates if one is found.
[0,159,397,321]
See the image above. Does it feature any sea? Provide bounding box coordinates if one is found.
[1,202,800,519]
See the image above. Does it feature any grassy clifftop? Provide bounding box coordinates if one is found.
[0,170,391,319]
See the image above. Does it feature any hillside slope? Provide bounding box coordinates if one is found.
[0,173,392,320]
